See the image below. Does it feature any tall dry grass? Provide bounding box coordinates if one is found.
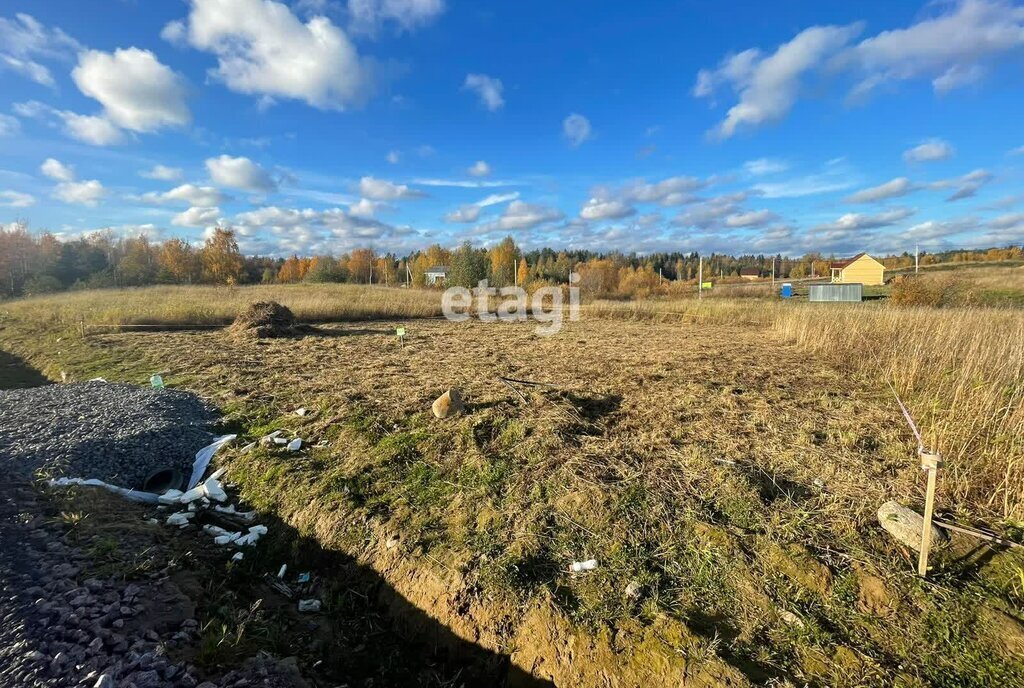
[773,304,1024,519]
[1,284,443,329]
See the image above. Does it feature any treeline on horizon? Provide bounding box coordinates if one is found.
[1,222,1022,300]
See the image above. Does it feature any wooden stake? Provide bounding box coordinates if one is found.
[918,452,942,577]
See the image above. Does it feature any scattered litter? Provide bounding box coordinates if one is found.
[157,489,184,505]
[214,532,242,546]
[287,438,302,451]
[201,475,228,502]
[241,442,257,453]
[235,525,267,547]
[569,559,598,573]
[166,512,194,526]
[150,374,164,389]
[624,580,642,599]
[231,552,244,562]
[296,572,310,584]
[273,437,288,445]
[277,564,288,579]
[297,599,321,613]
[295,408,307,417]
[386,537,400,550]
[261,430,283,445]
[144,518,158,526]
[779,610,804,627]
[215,504,256,521]
[87,377,107,383]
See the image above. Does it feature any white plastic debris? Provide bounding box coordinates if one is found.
[273,437,288,445]
[277,564,288,579]
[287,438,302,451]
[214,504,257,521]
[296,572,310,584]
[234,524,267,547]
[157,489,184,505]
[295,408,307,417]
[150,374,164,389]
[87,377,107,383]
[178,485,206,504]
[241,442,257,453]
[166,512,194,526]
[201,476,228,502]
[569,559,598,573]
[297,599,321,613]
[214,532,242,546]
[231,552,244,562]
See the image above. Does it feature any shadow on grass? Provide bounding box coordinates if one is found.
[0,349,50,390]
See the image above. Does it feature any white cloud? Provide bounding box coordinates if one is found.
[0,114,20,137]
[467,160,491,177]
[845,177,917,203]
[476,192,519,207]
[226,204,410,255]
[72,48,190,132]
[347,0,445,35]
[671,192,751,229]
[613,176,705,206]
[930,168,993,201]
[40,158,75,182]
[580,198,636,221]
[0,13,81,87]
[386,150,400,164]
[206,155,277,192]
[348,198,380,218]
[15,100,127,145]
[843,0,1024,99]
[988,212,1024,229]
[814,207,915,232]
[167,0,373,110]
[173,205,222,227]
[477,200,563,232]
[54,180,106,207]
[725,209,779,228]
[413,178,515,188]
[444,205,480,223]
[694,24,862,138]
[140,165,184,181]
[743,158,789,175]
[903,138,954,163]
[463,73,504,111]
[0,190,35,208]
[1009,145,1024,156]
[358,176,424,200]
[563,113,592,146]
[141,183,230,206]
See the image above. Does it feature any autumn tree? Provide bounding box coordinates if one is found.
[348,248,375,284]
[200,227,243,285]
[277,256,302,283]
[488,236,519,287]
[158,238,199,284]
[516,258,529,287]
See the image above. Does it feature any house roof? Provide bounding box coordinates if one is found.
[830,252,870,270]
[739,267,760,275]
[425,266,449,273]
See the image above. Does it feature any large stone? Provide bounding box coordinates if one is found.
[877,501,945,551]
[431,388,465,419]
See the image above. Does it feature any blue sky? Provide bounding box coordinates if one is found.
[1,0,1023,257]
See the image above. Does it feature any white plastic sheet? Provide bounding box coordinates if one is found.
[48,434,236,504]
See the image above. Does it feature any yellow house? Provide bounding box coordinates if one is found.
[829,253,885,286]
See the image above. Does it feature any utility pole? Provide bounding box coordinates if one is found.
[915,245,920,274]
[698,256,703,300]
[514,259,518,288]
[369,260,373,285]
[406,262,411,287]
[771,257,776,289]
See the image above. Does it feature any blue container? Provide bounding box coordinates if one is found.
[780,283,793,298]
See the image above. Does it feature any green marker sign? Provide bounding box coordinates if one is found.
[396,327,406,337]
[701,281,713,289]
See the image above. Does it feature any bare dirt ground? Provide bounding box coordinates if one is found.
[65,317,1024,687]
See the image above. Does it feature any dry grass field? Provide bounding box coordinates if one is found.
[2,281,1023,686]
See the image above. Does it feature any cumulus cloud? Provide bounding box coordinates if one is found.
[140,183,230,206]
[621,176,705,205]
[347,0,445,35]
[813,207,915,232]
[386,150,400,164]
[463,73,504,111]
[40,158,75,182]
[988,212,1024,229]
[724,209,779,228]
[206,155,276,192]
[476,200,563,232]
[580,198,636,221]
[845,177,917,203]
[442,191,519,223]
[467,160,491,177]
[140,165,184,181]
[0,190,35,208]
[358,176,424,200]
[563,113,592,146]
[348,198,380,218]
[15,101,127,145]
[693,23,862,138]
[226,204,411,255]
[903,138,954,163]
[671,192,752,229]
[72,48,190,132]
[173,206,222,227]
[166,0,374,110]
[0,13,81,87]
[54,180,106,207]
[413,177,514,188]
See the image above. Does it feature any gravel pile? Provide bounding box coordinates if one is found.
[0,382,219,489]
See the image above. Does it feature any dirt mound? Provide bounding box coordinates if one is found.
[228,301,298,339]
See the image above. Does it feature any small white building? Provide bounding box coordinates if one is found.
[424,266,449,286]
